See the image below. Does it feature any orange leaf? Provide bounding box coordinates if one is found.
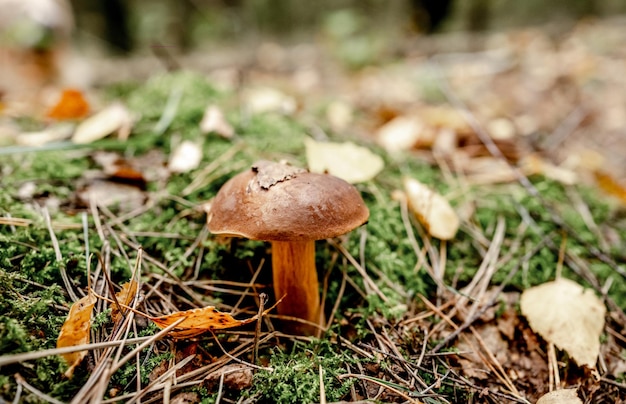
[46,89,90,120]
[111,280,138,324]
[57,291,97,378]
[150,306,258,339]
[594,170,626,205]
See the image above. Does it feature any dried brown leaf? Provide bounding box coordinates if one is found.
[57,291,97,378]
[151,306,260,339]
[111,280,138,324]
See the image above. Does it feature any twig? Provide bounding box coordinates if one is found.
[253,293,267,366]
[42,207,79,302]
[126,355,196,404]
[154,85,182,135]
[0,337,152,367]
[319,364,326,404]
[337,373,422,403]
[14,373,64,404]
[329,240,387,302]
[210,331,273,372]
[430,234,550,353]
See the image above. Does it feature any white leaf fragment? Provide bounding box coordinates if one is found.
[72,103,133,144]
[520,278,606,369]
[403,177,459,240]
[16,123,74,146]
[199,104,234,138]
[169,140,203,173]
[304,137,384,183]
[376,116,426,153]
[243,87,296,115]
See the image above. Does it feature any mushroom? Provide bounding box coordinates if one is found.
[207,160,369,335]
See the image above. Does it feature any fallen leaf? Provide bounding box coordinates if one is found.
[326,100,353,132]
[243,87,296,115]
[403,177,459,240]
[594,170,626,205]
[91,151,148,186]
[46,89,89,120]
[520,278,606,369]
[462,156,518,184]
[199,104,234,138]
[169,141,203,173]
[72,103,133,144]
[77,180,146,210]
[486,117,516,140]
[456,322,509,380]
[536,389,583,404]
[16,123,74,146]
[521,154,578,185]
[57,291,97,378]
[251,160,306,190]
[304,137,384,183]
[204,364,254,391]
[111,280,138,324]
[376,115,429,153]
[150,306,262,339]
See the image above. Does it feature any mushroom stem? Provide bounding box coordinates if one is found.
[271,240,322,335]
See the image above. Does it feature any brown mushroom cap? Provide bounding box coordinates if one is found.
[207,161,369,241]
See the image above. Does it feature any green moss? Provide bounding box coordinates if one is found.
[247,340,356,403]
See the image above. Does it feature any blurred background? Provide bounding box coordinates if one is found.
[69,0,626,55]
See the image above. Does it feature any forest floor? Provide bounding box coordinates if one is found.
[1,15,625,404]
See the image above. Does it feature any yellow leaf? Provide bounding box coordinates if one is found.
[304,137,384,183]
[520,278,606,369]
[111,280,138,324]
[57,291,97,378]
[71,103,133,144]
[403,177,459,240]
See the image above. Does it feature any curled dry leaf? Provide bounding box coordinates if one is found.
[151,306,263,339]
[111,280,138,324]
[536,389,583,404]
[168,141,203,173]
[57,291,97,378]
[72,103,133,144]
[403,177,459,240]
[199,104,234,138]
[46,88,90,120]
[304,137,384,183]
[520,278,606,369]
